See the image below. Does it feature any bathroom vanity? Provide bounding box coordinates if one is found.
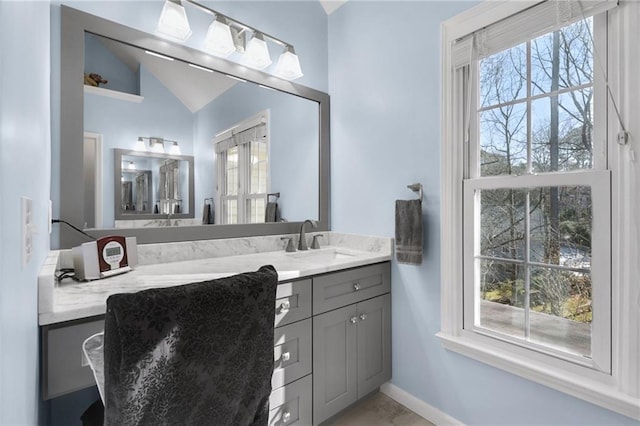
[39,233,392,425]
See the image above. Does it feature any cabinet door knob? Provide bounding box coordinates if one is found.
[279,300,290,312]
[281,351,291,362]
[359,314,367,321]
[282,411,291,423]
[353,282,361,291]
[350,316,358,324]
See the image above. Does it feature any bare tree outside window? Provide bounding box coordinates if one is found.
[475,18,595,355]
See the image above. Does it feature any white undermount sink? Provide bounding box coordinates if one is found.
[287,247,357,260]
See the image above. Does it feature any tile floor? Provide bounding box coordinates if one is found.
[326,392,435,426]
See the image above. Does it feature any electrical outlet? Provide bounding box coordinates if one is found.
[21,197,33,268]
[48,200,53,234]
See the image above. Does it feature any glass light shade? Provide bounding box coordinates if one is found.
[134,137,147,152]
[274,46,303,80]
[204,17,235,57]
[127,161,136,170]
[245,33,272,70]
[156,0,192,42]
[151,140,165,153]
[169,141,182,155]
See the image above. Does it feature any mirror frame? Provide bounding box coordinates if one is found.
[115,149,195,221]
[59,5,330,248]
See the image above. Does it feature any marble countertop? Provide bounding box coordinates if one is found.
[39,233,393,325]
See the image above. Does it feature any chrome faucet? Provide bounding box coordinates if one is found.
[298,219,317,250]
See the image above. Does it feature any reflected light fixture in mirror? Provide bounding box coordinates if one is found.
[169,141,182,155]
[156,0,192,41]
[134,137,147,152]
[155,0,303,80]
[151,139,165,153]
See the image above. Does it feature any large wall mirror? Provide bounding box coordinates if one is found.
[58,6,330,248]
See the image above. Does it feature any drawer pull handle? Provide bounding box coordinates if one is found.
[359,314,367,321]
[282,411,291,423]
[279,300,290,313]
[281,351,291,362]
[353,282,361,291]
[350,316,358,324]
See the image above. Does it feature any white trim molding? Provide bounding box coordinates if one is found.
[439,0,640,420]
[380,383,463,426]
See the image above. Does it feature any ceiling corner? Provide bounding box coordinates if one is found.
[319,0,348,15]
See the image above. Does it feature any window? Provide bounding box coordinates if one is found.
[440,0,640,419]
[464,16,611,371]
[215,111,269,224]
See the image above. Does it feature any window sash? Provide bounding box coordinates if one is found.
[463,170,611,372]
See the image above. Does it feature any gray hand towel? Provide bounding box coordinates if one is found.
[265,202,278,222]
[202,202,212,225]
[395,199,423,265]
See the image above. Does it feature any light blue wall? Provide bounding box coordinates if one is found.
[84,65,194,226]
[328,2,635,425]
[0,2,51,425]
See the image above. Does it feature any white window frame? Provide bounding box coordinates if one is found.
[439,1,640,419]
[214,110,270,224]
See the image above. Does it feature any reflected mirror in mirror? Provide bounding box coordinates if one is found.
[115,149,195,226]
[84,32,320,229]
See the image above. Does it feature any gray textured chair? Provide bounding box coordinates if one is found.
[83,265,278,426]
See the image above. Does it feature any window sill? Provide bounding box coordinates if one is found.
[436,331,640,420]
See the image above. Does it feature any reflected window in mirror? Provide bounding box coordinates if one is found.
[215,111,269,225]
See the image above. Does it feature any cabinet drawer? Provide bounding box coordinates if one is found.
[269,374,312,426]
[275,279,312,327]
[273,319,311,389]
[313,263,390,314]
[41,318,105,400]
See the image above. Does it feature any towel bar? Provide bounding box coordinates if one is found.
[407,183,423,202]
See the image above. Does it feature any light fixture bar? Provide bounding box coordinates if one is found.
[184,0,288,47]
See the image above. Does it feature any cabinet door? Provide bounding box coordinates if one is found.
[357,294,392,398]
[42,318,105,399]
[312,305,358,425]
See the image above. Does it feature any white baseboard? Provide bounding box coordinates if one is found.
[380,383,464,426]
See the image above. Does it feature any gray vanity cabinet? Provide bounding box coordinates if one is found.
[311,263,391,425]
[40,262,391,426]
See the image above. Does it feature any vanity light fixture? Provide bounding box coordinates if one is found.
[156,0,304,80]
[245,32,272,70]
[274,45,304,80]
[156,0,192,42]
[127,161,136,170]
[203,15,236,58]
